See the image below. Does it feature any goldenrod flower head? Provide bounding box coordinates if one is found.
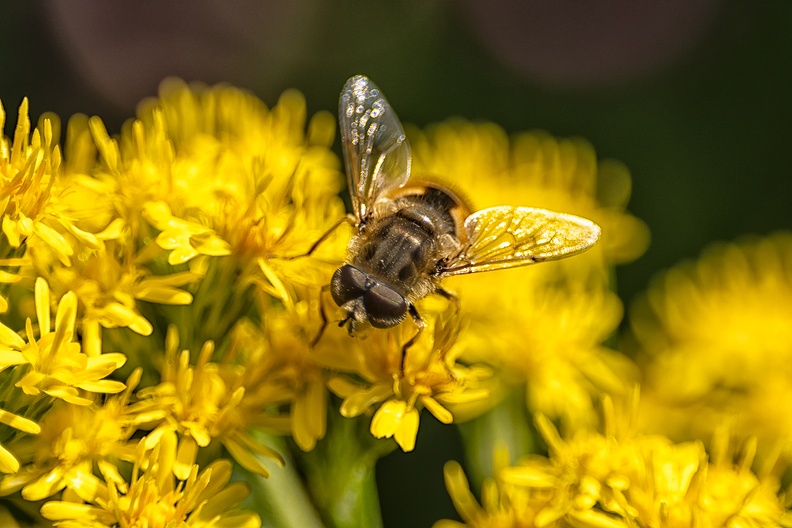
[0,278,57,474]
[439,394,792,528]
[0,100,93,266]
[0,369,140,502]
[39,243,196,348]
[68,79,346,361]
[244,272,329,452]
[132,327,285,479]
[40,431,261,528]
[327,305,492,452]
[407,120,641,429]
[460,267,635,431]
[0,278,126,407]
[409,121,649,265]
[87,79,345,269]
[434,459,540,528]
[630,232,792,450]
[0,100,98,317]
[0,79,703,528]
[22,115,197,351]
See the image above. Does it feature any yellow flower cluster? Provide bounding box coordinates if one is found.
[1,81,537,525]
[40,430,259,527]
[409,121,647,429]
[0,99,98,313]
[630,232,792,456]
[0,81,352,526]
[10,75,775,528]
[326,302,491,452]
[437,394,792,528]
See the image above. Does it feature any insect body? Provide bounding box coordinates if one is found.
[332,183,470,331]
[330,75,600,336]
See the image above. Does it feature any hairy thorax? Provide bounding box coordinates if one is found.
[348,189,463,303]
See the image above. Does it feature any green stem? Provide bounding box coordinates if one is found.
[0,496,48,526]
[456,386,536,488]
[294,407,394,528]
[238,434,325,528]
[160,256,256,356]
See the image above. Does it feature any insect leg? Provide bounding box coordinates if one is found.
[286,213,356,259]
[310,285,332,347]
[400,304,426,373]
[435,286,460,311]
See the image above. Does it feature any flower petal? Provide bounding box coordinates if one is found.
[394,407,420,452]
[370,399,406,440]
[0,443,20,474]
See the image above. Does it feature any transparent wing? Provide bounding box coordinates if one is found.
[439,206,601,277]
[339,75,411,220]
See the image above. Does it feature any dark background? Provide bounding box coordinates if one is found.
[2,1,790,526]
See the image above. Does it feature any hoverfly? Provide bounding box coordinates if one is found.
[326,75,600,346]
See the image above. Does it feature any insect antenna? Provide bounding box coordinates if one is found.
[284,213,356,260]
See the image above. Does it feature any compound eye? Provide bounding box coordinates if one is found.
[331,265,368,306]
[365,283,408,328]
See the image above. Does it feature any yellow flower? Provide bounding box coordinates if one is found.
[131,327,285,478]
[143,201,231,265]
[327,303,493,452]
[70,79,346,354]
[0,369,140,502]
[463,268,635,430]
[434,459,543,528]
[619,429,792,528]
[409,120,641,428]
[0,408,39,473]
[87,79,345,267]
[38,238,196,356]
[40,430,261,528]
[0,99,97,265]
[0,99,98,315]
[409,121,649,265]
[630,232,792,452]
[0,278,125,407]
[247,269,330,452]
[439,394,792,528]
[21,111,199,356]
[0,314,44,474]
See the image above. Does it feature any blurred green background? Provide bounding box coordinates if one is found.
[2,1,790,526]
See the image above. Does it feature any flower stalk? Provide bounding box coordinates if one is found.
[456,386,537,489]
[239,433,325,528]
[294,406,394,528]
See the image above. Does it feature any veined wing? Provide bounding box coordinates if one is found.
[339,75,411,221]
[439,206,601,277]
